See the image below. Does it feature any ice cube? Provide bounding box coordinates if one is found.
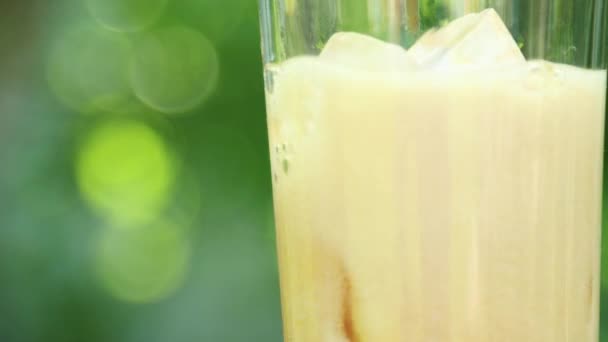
[409,9,525,69]
[320,32,417,72]
[407,12,480,65]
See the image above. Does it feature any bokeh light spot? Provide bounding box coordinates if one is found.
[178,0,251,43]
[130,27,219,114]
[47,23,133,114]
[86,0,168,32]
[166,167,202,229]
[76,119,177,226]
[96,221,190,303]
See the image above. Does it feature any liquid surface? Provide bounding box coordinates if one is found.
[266,9,607,342]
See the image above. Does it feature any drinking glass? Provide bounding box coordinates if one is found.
[258,0,607,340]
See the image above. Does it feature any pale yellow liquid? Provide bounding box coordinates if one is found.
[267,55,606,341]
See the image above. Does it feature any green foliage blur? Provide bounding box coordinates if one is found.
[0,0,281,341]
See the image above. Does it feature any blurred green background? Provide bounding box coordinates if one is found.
[0,0,281,341]
[0,0,606,341]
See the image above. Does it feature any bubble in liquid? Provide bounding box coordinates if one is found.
[282,158,290,174]
[525,61,563,90]
[96,221,191,303]
[130,27,219,114]
[76,119,177,226]
[47,23,133,114]
[86,0,168,32]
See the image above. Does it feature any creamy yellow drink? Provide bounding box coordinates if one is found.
[266,9,607,342]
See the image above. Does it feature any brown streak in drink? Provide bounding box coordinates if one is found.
[342,276,357,342]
